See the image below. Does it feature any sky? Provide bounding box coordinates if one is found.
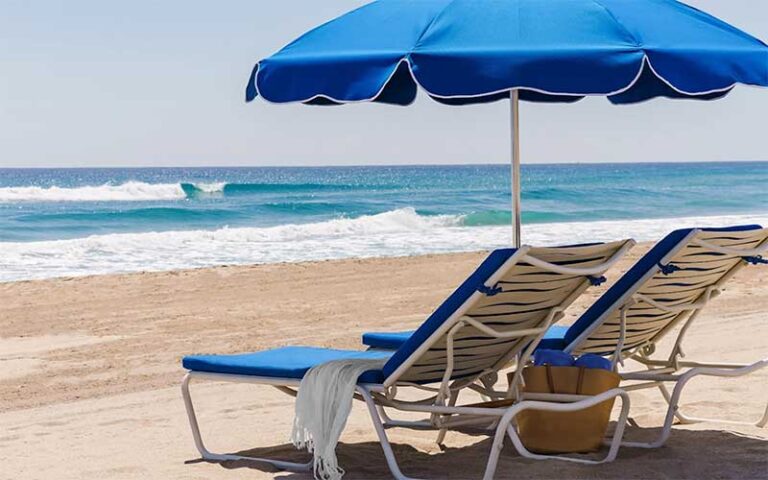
[0,0,766,168]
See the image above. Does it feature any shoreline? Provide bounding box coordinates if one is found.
[4,211,768,283]
[0,249,490,287]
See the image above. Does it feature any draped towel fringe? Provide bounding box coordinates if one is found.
[291,358,388,480]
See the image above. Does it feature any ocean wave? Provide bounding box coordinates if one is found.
[0,181,398,203]
[0,182,186,202]
[1,209,766,282]
[14,207,239,224]
[181,182,227,194]
[181,181,396,197]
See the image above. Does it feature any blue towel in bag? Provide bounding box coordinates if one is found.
[574,353,612,371]
[534,349,612,371]
[534,349,574,367]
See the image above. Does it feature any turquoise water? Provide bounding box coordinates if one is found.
[0,162,766,281]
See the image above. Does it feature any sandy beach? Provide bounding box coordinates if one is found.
[2,243,767,480]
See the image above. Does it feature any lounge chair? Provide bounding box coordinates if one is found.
[361,225,768,447]
[181,239,633,479]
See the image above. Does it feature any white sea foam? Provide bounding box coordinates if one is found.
[1,208,766,282]
[190,182,227,194]
[0,182,187,202]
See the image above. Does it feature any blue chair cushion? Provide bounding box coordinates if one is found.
[362,331,414,350]
[536,325,569,350]
[562,224,763,350]
[363,324,569,351]
[183,346,392,383]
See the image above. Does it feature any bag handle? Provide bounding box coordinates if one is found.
[544,365,587,394]
[545,365,555,393]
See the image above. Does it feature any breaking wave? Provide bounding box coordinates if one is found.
[0,182,186,202]
[2,208,766,282]
[0,181,393,202]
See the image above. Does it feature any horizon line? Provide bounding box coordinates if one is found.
[1,159,767,170]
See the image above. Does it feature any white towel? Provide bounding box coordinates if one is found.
[291,358,388,480]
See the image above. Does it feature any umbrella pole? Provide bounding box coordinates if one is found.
[509,90,522,248]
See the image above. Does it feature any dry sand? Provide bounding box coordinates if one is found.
[1,244,767,479]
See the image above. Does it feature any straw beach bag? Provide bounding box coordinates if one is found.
[516,365,620,454]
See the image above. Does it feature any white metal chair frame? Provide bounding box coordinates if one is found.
[564,231,768,449]
[181,242,635,479]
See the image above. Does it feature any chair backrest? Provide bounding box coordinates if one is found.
[564,225,768,357]
[381,239,635,387]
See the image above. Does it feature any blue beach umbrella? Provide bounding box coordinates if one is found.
[246,0,768,247]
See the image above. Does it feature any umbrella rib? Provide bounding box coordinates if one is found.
[411,0,459,52]
[590,0,642,48]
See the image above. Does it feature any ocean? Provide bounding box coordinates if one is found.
[1,162,766,282]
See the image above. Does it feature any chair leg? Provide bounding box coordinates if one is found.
[180,373,312,471]
[622,371,695,448]
[478,372,499,402]
[378,404,395,423]
[376,404,434,429]
[357,386,422,480]
[436,391,459,446]
[623,360,768,449]
[757,403,768,428]
[662,384,768,428]
[482,389,631,479]
[657,383,695,424]
[676,361,768,427]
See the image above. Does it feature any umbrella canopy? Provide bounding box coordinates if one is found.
[247,0,767,105]
[245,0,768,244]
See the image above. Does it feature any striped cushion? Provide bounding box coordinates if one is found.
[382,242,629,383]
[566,224,765,354]
[382,248,518,381]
